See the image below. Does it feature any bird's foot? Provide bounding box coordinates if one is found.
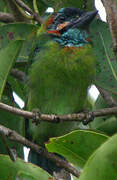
[32,109,41,125]
[82,111,94,125]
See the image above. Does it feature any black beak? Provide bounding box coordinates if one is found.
[59,10,98,33]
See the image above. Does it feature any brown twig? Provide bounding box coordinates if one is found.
[97,85,117,107]
[0,124,80,177]
[15,0,43,24]
[6,0,29,22]
[0,12,15,23]
[0,102,117,123]
[10,68,26,82]
[0,132,16,162]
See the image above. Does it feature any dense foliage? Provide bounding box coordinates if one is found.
[0,0,117,180]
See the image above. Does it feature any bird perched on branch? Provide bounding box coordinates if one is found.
[27,7,97,178]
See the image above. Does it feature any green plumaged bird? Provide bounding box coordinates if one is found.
[27,7,97,176]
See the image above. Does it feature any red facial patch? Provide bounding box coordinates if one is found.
[47,30,60,36]
[46,14,56,28]
[85,37,90,42]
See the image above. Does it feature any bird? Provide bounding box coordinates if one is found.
[26,7,97,178]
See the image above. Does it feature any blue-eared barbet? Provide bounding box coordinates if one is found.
[27,7,98,176]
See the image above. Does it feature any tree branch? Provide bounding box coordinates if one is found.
[0,124,80,178]
[6,0,29,22]
[15,0,43,24]
[0,102,117,124]
[96,85,117,107]
[0,12,15,23]
[10,68,26,82]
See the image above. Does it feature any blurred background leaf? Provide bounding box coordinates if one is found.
[0,40,23,99]
[90,19,117,95]
[0,154,54,180]
[0,23,38,63]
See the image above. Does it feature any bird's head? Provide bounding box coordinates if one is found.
[46,7,98,47]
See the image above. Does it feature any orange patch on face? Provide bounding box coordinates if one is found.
[57,21,70,30]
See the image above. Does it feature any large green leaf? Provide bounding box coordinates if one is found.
[90,19,117,94]
[0,23,38,63]
[97,116,117,136]
[79,133,117,180]
[0,23,37,48]
[0,40,23,99]
[46,130,108,167]
[0,155,54,180]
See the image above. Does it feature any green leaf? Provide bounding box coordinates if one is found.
[0,155,54,180]
[12,0,95,16]
[46,130,108,167]
[0,23,37,47]
[90,19,117,94]
[38,0,95,11]
[0,23,38,63]
[46,0,83,10]
[97,116,117,136]
[79,134,117,180]
[0,40,23,99]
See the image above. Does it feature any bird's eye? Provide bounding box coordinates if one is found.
[59,16,65,21]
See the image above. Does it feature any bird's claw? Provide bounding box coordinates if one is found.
[83,112,94,125]
[32,109,41,125]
